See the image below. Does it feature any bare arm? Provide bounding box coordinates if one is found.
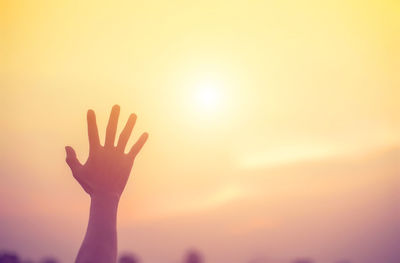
[65,105,148,263]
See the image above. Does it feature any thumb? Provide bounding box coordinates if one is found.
[65,146,82,174]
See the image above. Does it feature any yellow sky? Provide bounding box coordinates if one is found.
[0,1,399,262]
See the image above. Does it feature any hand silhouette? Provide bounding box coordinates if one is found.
[65,105,148,263]
[65,105,148,200]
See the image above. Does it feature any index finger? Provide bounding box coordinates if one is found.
[87,109,100,151]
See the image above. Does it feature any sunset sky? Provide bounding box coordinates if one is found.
[1,1,399,263]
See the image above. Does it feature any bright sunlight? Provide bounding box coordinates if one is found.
[193,78,226,115]
[195,85,221,111]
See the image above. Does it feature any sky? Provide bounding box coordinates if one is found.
[0,1,399,263]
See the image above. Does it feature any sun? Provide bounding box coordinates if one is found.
[194,79,223,113]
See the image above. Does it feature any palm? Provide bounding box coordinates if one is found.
[65,105,148,199]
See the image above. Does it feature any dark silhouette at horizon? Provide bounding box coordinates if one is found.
[119,253,140,263]
[184,250,203,263]
[292,259,314,263]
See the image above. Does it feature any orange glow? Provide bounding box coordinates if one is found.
[1,1,399,263]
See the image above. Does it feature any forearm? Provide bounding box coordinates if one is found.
[76,195,119,263]
[67,106,148,263]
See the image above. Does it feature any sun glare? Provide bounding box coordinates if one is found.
[194,80,223,113]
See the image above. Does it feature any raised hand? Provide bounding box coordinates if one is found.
[65,105,148,200]
[65,105,148,263]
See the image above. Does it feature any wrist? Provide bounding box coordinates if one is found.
[90,193,120,206]
[87,192,119,235]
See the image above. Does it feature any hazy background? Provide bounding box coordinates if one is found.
[0,0,399,262]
